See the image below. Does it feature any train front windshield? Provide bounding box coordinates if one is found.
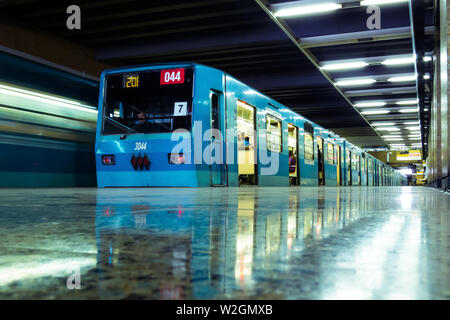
[102,68,194,135]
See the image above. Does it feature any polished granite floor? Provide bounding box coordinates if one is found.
[0,186,448,300]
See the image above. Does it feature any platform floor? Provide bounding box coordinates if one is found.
[0,186,448,300]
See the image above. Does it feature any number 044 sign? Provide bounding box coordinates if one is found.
[173,102,188,116]
[160,68,185,85]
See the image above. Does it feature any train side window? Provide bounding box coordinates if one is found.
[266,115,282,152]
[327,143,335,165]
[352,153,357,170]
[304,134,314,161]
[303,123,314,161]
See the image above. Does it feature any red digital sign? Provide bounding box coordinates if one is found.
[160,68,185,85]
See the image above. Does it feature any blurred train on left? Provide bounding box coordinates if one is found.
[0,51,98,187]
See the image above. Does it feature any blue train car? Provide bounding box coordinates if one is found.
[95,63,405,188]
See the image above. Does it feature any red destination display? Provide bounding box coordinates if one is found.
[160,68,185,85]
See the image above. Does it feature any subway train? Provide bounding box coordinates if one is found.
[95,62,407,187]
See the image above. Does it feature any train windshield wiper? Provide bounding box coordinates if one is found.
[105,116,136,135]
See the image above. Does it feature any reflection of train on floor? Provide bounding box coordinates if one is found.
[94,188,378,298]
[95,63,406,187]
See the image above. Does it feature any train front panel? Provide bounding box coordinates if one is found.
[95,64,225,187]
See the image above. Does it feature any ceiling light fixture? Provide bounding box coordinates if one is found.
[382,56,415,65]
[396,99,419,105]
[321,61,368,71]
[355,101,386,107]
[388,75,417,82]
[385,137,404,141]
[361,0,408,5]
[390,144,406,148]
[372,122,395,126]
[336,79,377,86]
[274,2,342,17]
[399,108,419,113]
[403,121,420,125]
[361,110,390,115]
[377,127,400,131]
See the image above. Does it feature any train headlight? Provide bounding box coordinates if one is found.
[102,155,116,165]
[168,153,185,165]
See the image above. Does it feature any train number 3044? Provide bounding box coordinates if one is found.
[134,142,147,151]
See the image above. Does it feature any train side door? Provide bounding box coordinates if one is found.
[317,137,325,185]
[337,146,342,186]
[288,124,299,185]
[237,101,257,185]
[347,150,352,186]
[210,91,226,186]
[357,155,361,185]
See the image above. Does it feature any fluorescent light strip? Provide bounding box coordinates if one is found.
[274,3,341,17]
[406,126,421,131]
[361,0,408,5]
[372,122,395,126]
[322,61,368,71]
[336,79,376,86]
[388,75,417,82]
[377,127,400,131]
[423,56,432,62]
[385,137,404,141]
[399,108,419,113]
[404,121,420,125]
[361,110,390,115]
[396,100,418,105]
[355,101,386,107]
[382,57,415,66]
[423,74,430,80]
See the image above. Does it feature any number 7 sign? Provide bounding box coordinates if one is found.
[173,102,188,116]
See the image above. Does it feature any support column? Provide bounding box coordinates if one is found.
[428,0,448,190]
[442,0,450,190]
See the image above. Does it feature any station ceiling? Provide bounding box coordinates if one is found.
[0,0,436,151]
